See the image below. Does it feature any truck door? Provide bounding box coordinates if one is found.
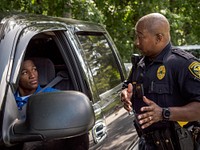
[75,32,126,144]
[0,23,68,146]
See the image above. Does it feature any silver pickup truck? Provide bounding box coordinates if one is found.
[0,13,129,149]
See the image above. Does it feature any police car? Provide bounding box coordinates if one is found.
[0,13,128,149]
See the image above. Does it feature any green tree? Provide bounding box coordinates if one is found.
[0,0,200,62]
[94,0,200,61]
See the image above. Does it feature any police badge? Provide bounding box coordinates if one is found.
[157,65,166,80]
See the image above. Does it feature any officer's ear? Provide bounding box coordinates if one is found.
[155,33,163,43]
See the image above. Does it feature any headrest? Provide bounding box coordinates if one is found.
[30,57,55,86]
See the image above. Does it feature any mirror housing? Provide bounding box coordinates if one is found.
[11,91,95,143]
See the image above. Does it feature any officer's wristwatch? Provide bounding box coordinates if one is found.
[162,108,170,121]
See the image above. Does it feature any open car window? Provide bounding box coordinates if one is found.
[11,30,76,93]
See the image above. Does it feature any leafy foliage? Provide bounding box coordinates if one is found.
[0,0,200,62]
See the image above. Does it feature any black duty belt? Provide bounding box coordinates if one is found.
[142,128,176,150]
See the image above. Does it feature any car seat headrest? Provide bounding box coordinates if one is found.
[30,57,55,87]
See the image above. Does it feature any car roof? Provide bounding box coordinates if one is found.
[0,12,106,33]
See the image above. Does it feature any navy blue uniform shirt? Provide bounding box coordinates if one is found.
[125,42,200,132]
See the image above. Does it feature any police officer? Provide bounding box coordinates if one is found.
[121,13,200,150]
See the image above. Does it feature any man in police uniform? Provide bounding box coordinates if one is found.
[121,13,200,149]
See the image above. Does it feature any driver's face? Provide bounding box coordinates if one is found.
[19,60,38,95]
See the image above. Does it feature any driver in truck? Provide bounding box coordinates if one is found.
[13,58,89,150]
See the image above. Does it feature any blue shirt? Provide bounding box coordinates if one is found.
[14,85,58,110]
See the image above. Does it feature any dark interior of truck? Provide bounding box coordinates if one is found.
[24,32,74,91]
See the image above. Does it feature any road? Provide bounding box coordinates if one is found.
[89,108,138,150]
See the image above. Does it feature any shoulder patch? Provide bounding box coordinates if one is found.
[172,48,195,60]
[188,61,200,79]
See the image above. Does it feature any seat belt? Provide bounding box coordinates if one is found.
[39,75,63,93]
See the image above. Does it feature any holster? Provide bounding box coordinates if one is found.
[174,122,194,150]
[193,127,200,150]
[184,121,200,150]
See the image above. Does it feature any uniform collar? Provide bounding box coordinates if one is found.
[15,85,42,98]
[15,85,42,110]
[34,85,42,94]
[138,42,172,68]
[153,42,172,63]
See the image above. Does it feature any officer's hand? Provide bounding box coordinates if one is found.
[137,96,162,129]
[121,83,133,112]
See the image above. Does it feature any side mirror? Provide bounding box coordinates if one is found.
[11,91,95,143]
